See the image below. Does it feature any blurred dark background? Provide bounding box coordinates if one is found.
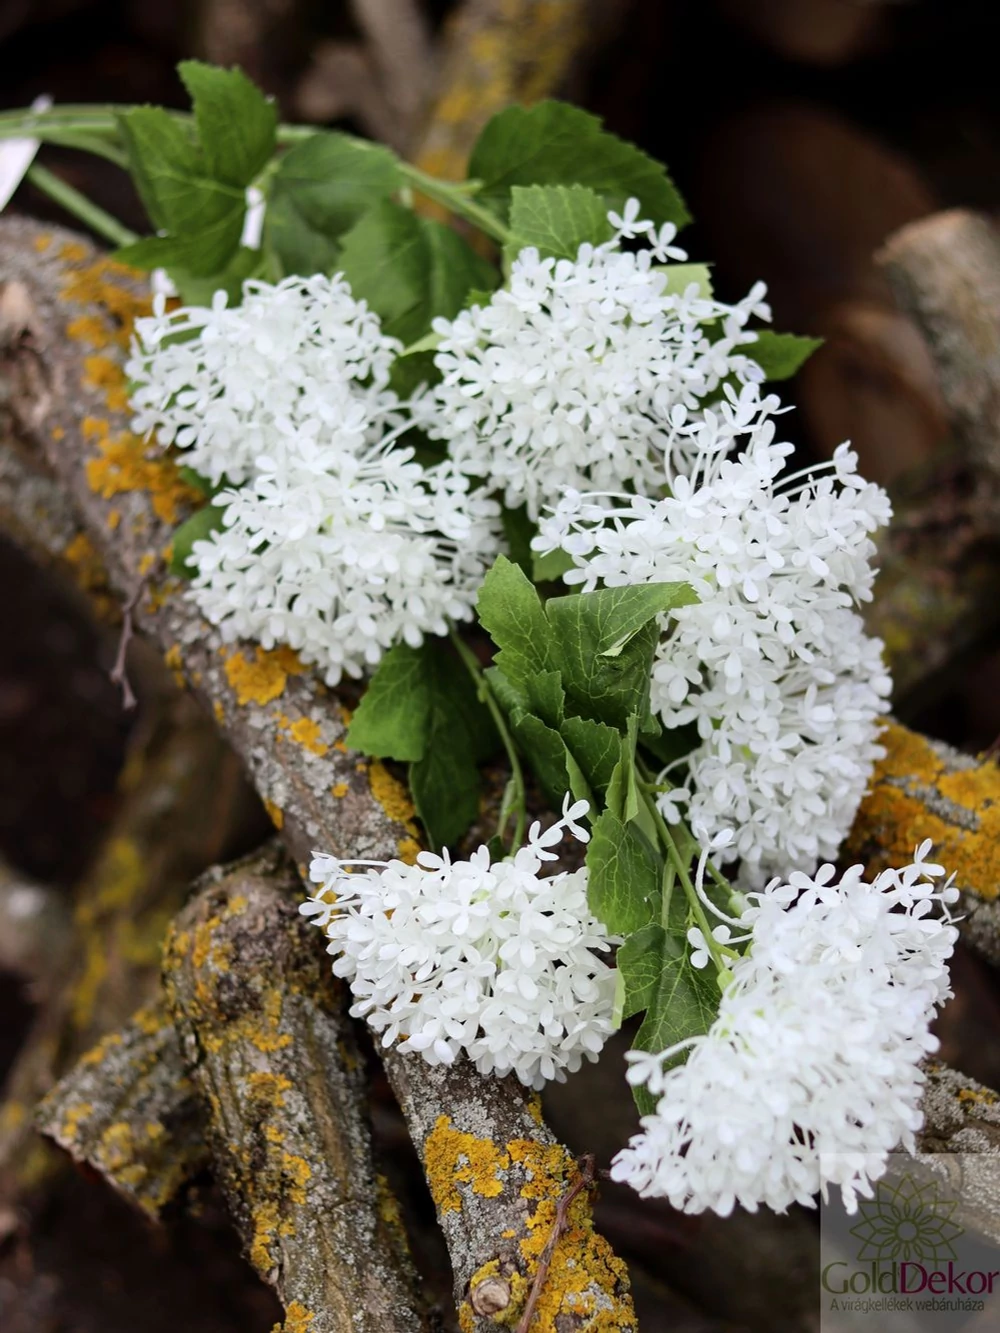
[2,2,1000,1330]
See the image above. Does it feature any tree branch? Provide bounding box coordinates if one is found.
[0,217,636,1332]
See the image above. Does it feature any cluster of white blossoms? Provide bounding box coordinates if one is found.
[538,398,893,886]
[128,275,500,683]
[426,201,771,519]
[612,843,959,1215]
[300,797,618,1088]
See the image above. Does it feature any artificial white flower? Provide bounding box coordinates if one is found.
[128,273,401,486]
[539,423,892,886]
[128,273,502,683]
[189,448,500,684]
[424,201,770,519]
[300,797,618,1088]
[611,843,959,1216]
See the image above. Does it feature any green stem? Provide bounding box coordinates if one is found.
[641,786,731,979]
[449,629,527,850]
[397,162,511,244]
[0,106,512,247]
[26,164,137,247]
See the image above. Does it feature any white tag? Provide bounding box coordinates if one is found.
[0,95,53,212]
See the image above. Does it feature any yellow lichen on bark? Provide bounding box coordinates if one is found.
[368,761,424,863]
[223,646,305,707]
[272,1302,316,1333]
[424,1115,511,1214]
[847,720,1000,901]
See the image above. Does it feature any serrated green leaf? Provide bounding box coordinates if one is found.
[510,713,571,810]
[469,101,689,228]
[749,330,823,381]
[264,132,402,277]
[338,201,498,345]
[169,503,224,576]
[586,809,661,935]
[507,183,613,261]
[630,938,720,1114]
[525,671,564,730]
[659,262,713,299]
[178,61,276,189]
[345,643,432,762]
[410,737,480,851]
[500,504,536,576]
[477,555,557,690]
[423,219,499,319]
[614,922,667,1025]
[559,716,622,795]
[117,106,245,275]
[546,582,696,731]
[169,244,266,306]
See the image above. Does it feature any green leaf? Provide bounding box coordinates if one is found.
[178,61,276,189]
[178,465,215,497]
[469,101,689,228]
[347,640,496,849]
[749,330,823,381]
[476,555,556,690]
[117,106,245,275]
[500,504,536,576]
[526,671,564,731]
[338,201,498,345]
[586,809,661,935]
[169,244,266,306]
[507,184,613,261]
[546,582,696,731]
[265,132,402,277]
[630,937,720,1114]
[169,503,224,576]
[465,287,497,310]
[559,716,622,795]
[389,349,440,398]
[510,713,572,810]
[613,922,666,1025]
[346,643,432,762]
[605,714,641,824]
[659,262,713,299]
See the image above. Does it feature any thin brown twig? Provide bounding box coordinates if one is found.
[515,1154,596,1333]
[109,579,145,710]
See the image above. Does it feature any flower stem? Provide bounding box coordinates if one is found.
[449,629,527,850]
[641,785,731,979]
[397,162,511,244]
[26,164,137,247]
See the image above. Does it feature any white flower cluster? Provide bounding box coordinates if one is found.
[128,275,500,683]
[426,201,771,519]
[611,844,959,1215]
[539,412,892,886]
[300,798,618,1088]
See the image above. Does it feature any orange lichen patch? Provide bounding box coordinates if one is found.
[83,354,130,412]
[60,250,152,334]
[288,716,328,756]
[424,1115,510,1215]
[34,233,52,252]
[60,1100,95,1141]
[67,313,113,349]
[223,646,304,707]
[60,240,89,264]
[396,836,421,866]
[369,761,417,830]
[138,551,156,577]
[79,1029,124,1067]
[84,420,199,526]
[264,799,284,830]
[847,720,1000,902]
[51,424,65,441]
[247,1071,293,1108]
[273,1302,316,1333]
[958,1086,999,1106]
[106,508,121,530]
[164,643,186,688]
[331,781,349,799]
[63,532,108,596]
